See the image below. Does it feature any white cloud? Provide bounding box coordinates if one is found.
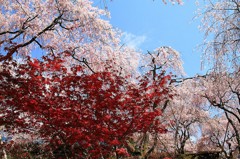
[122,32,146,50]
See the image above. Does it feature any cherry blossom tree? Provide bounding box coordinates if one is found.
[199,0,240,71]
[194,1,240,155]
[141,47,185,77]
[156,79,209,157]
[0,0,141,75]
[198,70,240,155]
[0,0,112,57]
[199,115,238,159]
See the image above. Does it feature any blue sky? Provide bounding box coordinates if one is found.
[94,0,206,77]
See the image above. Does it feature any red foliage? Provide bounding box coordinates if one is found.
[0,56,171,158]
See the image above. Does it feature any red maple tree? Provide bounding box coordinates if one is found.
[0,55,171,158]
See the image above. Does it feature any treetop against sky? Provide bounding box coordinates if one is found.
[94,0,206,77]
[0,0,239,158]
